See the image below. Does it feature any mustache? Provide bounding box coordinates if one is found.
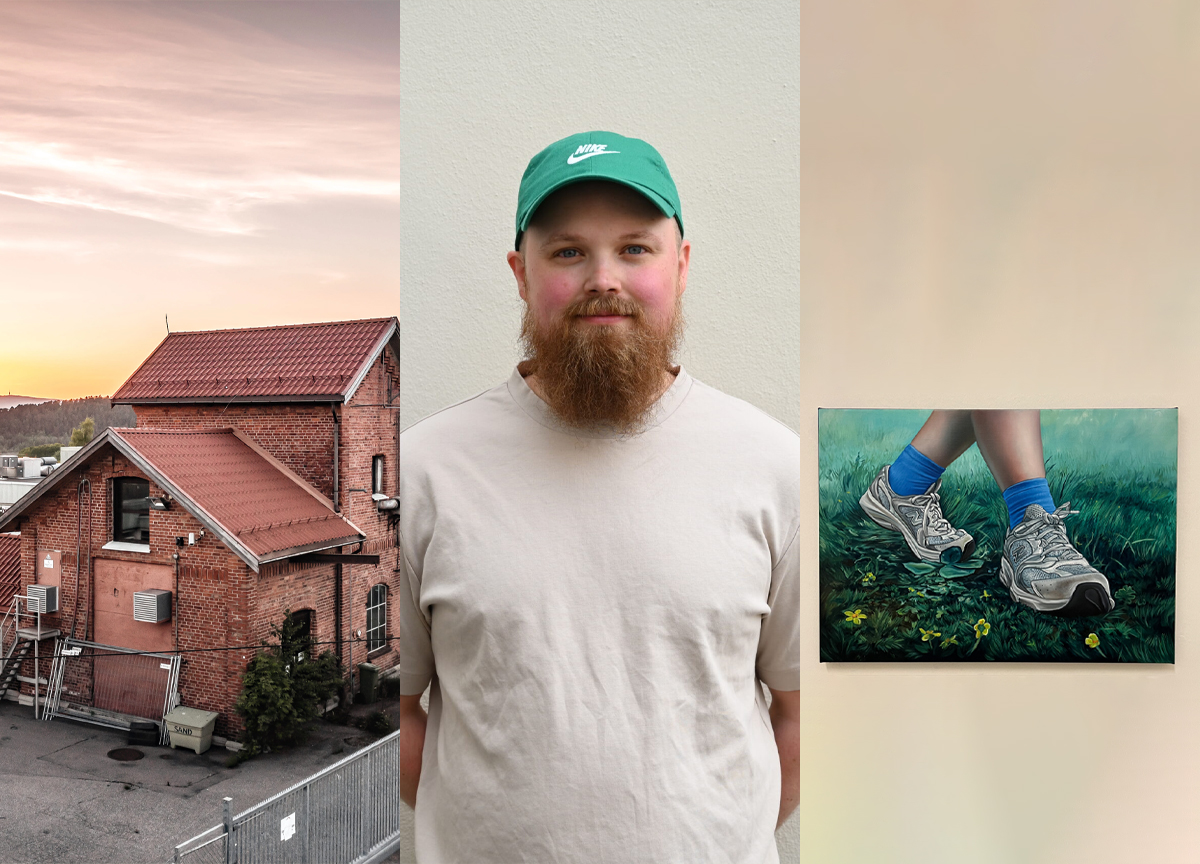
[565,295,643,319]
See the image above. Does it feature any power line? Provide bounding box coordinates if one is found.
[50,634,398,659]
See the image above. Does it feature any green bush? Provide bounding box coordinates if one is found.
[358,711,392,736]
[234,612,344,759]
[18,443,61,459]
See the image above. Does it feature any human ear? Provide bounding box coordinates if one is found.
[507,249,528,302]
[675,238,691,298]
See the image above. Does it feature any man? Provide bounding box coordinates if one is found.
[399,131,800,863]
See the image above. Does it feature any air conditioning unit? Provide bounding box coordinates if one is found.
[133,589,172,623]
[27,585,58,614]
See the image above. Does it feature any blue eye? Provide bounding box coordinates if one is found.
[625,245,647,255]
[555,249,580,258]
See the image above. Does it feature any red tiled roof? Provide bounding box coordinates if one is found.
[0,534,19,601]
[112,317,397,404]
[111,428,362,565]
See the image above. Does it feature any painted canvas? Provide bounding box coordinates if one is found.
[819,409,1177,663]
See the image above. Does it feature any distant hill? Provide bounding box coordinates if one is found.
[0,395,52,410]
[0,398,135,454]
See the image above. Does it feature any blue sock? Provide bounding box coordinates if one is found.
[1002,477,1055,528]
[888,445,946,496]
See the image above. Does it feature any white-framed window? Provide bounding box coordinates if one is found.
[366,584,387,652]
[110,477,150,550]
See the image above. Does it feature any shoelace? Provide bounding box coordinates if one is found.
[1020,503,1083,561]
[912,489,955,536]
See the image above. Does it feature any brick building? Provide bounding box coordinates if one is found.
[0,318,401,740]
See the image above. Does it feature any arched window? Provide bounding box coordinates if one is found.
[288,609,313,663]
[366,584,387,652]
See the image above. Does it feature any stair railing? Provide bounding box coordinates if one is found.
[0,593,22,666]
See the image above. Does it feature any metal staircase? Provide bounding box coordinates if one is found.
[0,640,31,699]
[0,592,58,716]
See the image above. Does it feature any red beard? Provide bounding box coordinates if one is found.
[519,294,683,433]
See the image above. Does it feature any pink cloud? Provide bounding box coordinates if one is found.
[0,2,399,235]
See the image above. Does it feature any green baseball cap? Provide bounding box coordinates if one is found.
[515,131,683,249]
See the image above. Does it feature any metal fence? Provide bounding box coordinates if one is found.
[173,726,406,864]
[45,638,181,745]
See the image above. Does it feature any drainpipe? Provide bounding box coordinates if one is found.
[73,477,91,640]
[173,553,180,652]
[335,558,345,706]
[394,410,402,572]
[331,405,340,512]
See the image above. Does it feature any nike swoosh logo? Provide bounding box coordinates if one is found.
[566,150,620,164]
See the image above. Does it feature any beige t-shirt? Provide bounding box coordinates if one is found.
[399,368,801,864]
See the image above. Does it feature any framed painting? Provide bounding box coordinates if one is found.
[819,409,1176,663]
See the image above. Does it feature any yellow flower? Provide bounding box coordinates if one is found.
[981,590,991,599]
[974,618,991,639]
[1085,633,1100,649]
[941,635,959,648]
[844,609,867,625]
[861,572,876,585]
[919,628,941,642]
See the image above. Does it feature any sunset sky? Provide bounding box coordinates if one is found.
[0,1,399,399]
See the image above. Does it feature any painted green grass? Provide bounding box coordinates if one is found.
[819,409,1177,663]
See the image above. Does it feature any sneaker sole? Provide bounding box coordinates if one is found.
[1000,558,1115,616]
[858,488,974,564]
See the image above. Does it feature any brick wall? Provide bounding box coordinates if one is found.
[336,349,401,678]
[134,404,337,500]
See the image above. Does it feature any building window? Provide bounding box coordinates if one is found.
[366,584,387,652]
[372,455,385,495]
[113,478,150,544]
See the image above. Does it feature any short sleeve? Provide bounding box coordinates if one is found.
[756,521,800,691]
[398,527,434,695]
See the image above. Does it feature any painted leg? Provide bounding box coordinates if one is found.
[976,409,1114,616]
[970,409,1045,490]
[910,409,977,468]
[859,409,976,563]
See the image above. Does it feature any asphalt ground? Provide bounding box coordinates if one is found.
[0,697,405,864]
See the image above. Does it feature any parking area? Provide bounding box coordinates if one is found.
[0,698,405,863]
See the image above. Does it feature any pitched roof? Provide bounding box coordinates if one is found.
[0,534,19,601]
[112,317,398,404]
[0,429,364,572]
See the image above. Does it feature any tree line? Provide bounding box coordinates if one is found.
[0,398,135,455]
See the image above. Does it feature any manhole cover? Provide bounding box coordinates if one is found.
[107,748,144,762]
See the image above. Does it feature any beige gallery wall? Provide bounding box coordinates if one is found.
[397,0,801,860]
[399,1,1199,862]
[799,2,1199,863]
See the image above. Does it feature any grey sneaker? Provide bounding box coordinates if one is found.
[1000,503,1114,617]
[859,465,975,564]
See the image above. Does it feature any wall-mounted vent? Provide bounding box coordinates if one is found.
[27,585,58,614]
[133,589,172,623]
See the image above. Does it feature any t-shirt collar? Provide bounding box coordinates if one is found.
[507,365,693,438]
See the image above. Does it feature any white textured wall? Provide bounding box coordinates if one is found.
[398,0,801,860]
